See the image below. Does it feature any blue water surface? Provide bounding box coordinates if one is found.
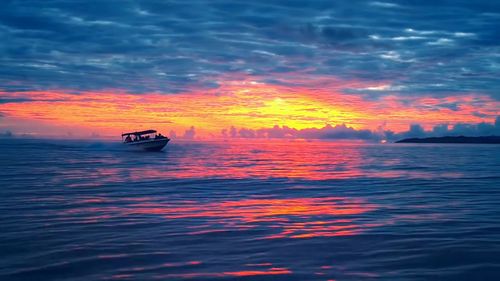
[1,138,499,280]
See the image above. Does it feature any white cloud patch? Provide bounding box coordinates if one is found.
[369,2,400,8]
[351,83,406,92]
[427,38,454,46]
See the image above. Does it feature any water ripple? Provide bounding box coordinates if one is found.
[1,139,499,280]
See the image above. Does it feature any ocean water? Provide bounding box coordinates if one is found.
[1,138,499,281]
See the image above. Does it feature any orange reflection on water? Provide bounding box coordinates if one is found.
[154,263,291,279]
[224,267,291,276]
[114,140,451,181]
[40,140,455,188]
[159,268,291,279]
[128,196,378,239]
[162,261,202,268]
[121,140,369,181]
[107,260,290,279]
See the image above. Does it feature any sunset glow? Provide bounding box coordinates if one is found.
[1,0,499,141]
[1,76,497,138]
[3,2,500,281]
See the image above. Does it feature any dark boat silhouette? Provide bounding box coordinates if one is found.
[121,130,170,151]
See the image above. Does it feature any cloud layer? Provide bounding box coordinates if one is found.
[1,0,499,98]
[1,1,499,137]
[223,116,500,142]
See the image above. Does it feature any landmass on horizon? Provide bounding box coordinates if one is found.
[396,136,500,144]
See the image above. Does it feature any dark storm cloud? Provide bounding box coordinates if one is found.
[0,0,499,98]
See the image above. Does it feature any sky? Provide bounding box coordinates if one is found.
[0,0,499,140]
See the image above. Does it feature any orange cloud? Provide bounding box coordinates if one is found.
[0,75,498,137]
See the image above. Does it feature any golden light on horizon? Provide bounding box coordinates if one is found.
[0,76,497,138]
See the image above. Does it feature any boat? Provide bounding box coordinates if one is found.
[121,130,170,151]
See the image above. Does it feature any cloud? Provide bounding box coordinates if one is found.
[1,1,499,138]
[395,124,427,139]
[445,117,500,136]
[169,130,178,139]
[239,127,256,138]
[0,130,13,138]
[224,116,500,141]
[369,2,400,8]
[0,97,33,104]
[0,0,497,102]
[298,125,375,140]
[182,126,196,140]
[223,124,376,140]
[384,117,500,140]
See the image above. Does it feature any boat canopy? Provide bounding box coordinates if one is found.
[122,130,157,137]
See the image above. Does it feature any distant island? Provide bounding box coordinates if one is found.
[396,136,500,144]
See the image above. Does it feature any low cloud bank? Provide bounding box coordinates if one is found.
[223,117,500,142]
[396,116,500,140]
[167,126,196,140]
[0,130,13,138]
[183,126,196,140]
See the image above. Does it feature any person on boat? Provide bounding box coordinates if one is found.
[125,135,132,143]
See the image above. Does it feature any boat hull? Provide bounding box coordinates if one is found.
[125,138,169,151]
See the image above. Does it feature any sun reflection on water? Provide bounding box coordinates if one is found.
[47,140,456,190]
[125,196,378,239]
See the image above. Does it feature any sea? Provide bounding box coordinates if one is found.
[1,138,499,280]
